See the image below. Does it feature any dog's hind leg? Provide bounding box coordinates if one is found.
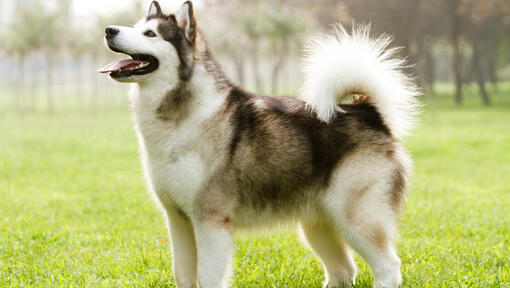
[299,220,357,287]
[324,184,403,288]
[322,151,408,287]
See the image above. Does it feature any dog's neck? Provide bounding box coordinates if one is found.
[131,44,231,131]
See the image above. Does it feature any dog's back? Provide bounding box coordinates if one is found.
[217,88,402,216]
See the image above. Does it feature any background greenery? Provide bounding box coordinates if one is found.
[0,85,508,287]
[1,0,510,114]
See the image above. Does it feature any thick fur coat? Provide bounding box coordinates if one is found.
[100,1,420,287]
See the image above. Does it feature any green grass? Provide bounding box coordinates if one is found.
[0,87,509,287]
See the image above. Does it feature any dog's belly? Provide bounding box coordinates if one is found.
[231,195,319,230]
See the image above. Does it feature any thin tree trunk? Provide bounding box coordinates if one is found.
[271,49,286,95]
[424,47,436,96]
[46,54,55,115]
[233,55,245,87]
[73,56,81,108]
[452,33,463,103]
[251,39,263,93]
[7,56,16,112]
[93,58,99,113]
[17,56,25,115]
[416,37,435,97]
[487,54,498,92]
[448,0,463,104]
[472,40,490,105]
[78,57,86,108]
[28,57,36,112]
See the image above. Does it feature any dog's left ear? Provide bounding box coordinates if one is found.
[148,1,163,17]
[176,1,197,44]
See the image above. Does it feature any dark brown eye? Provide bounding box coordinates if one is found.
[144,30,157,38]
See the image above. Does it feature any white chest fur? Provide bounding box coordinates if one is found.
[129,82,225,215]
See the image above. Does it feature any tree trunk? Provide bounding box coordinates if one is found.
[452,34,463,104]
[448,0,463,104]
[424,46,436,96]
[453,42,462,104]
[76,56,84,108]
[416,37,436,97]
[472,40,490,105]
[17,56,26,115]
[271,49,286,95]
[399,0,420,76]
[487,54,498,92]
[92,58,99,113]
[401,43,418,77]
[46,54,55,115]
[232,55,245,87]
[29,57,38,112]
[251,39,263,93]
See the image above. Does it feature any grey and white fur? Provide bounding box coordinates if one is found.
[100,1,420,287]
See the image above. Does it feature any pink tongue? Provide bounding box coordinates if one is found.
[97,59,147,73]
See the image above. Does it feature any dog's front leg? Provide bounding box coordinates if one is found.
[193,218,233,288]
[166,208,198,288]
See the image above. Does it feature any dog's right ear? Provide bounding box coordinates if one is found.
[148,1,163,18]
[176,1,197,44]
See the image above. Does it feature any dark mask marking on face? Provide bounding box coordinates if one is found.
[156,15,195,81]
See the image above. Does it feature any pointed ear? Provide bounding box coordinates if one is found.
[176,1,197,43]
[148,1,162,18]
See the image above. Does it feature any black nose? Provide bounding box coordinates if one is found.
[105,27,119,37]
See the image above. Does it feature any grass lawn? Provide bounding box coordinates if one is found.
[0,86,509,287]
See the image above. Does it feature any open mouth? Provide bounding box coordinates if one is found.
[97,54,159,78]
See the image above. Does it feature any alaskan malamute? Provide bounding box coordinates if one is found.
[99,1,419,287]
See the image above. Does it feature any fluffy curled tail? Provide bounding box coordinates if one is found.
[300,24,420,138]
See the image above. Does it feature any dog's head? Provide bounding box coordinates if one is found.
[99,1,197,83]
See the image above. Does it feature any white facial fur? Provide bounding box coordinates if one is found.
[106,19,180,85]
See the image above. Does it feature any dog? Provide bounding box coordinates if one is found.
[99,1,419,287]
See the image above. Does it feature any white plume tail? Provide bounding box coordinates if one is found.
[300,25,420,138]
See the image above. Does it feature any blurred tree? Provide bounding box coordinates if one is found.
[238,1,267,92]
[201,1,250,86]
[345,0,422,60]
[458,0,510,105]
[294,0,348,29]
[65,26,91,107]
[205,0,305,93]
[3,0,509,113]
[260,2,304,94]
[4,2,42,113]
[341,0,509,104]
[5,0,66,114]
[440,0,465,103]
[342,0,431,92]
[40,3,65,115]
[413,0,446,96]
